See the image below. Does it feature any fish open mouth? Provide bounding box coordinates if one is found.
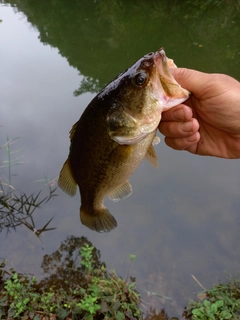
[154,47,177,85]
[153,47,190,108]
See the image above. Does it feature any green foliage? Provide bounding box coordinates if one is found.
[1,240,240,320]
[129,254,136,262]
[1,265,59,319]
[0,244,142,319]
[184,279,240,320]
[80,243,94,271]
[4,272,34,317]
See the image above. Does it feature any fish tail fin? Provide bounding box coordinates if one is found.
[80,206,117,233]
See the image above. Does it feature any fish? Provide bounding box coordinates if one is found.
[58,48,190,233]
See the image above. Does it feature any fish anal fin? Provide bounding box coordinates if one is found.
[145,144,158,168]
[58,158,77,196]
[80,206,117,233]
[108,180,133,202]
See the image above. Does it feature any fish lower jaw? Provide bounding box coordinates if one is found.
[150,90,172,110]
[155,92,189,111]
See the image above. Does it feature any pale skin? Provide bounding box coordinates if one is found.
[159,68,240,159]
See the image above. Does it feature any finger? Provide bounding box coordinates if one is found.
[159,118,199,138]
[161,105,193,121]
[164,132,200,152]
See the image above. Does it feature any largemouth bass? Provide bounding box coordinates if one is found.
[58,48,190,232]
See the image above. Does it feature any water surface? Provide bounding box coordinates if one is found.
[0,1,240,317]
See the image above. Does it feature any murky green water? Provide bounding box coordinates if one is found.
[0,0,240,317]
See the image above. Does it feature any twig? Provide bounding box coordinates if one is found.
[191,274,206,291]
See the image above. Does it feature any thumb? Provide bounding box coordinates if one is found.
[171,68,211,98]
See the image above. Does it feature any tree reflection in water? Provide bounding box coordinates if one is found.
[37,235,170,320]
[38,235,105,291]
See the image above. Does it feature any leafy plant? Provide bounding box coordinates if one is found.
[80,243,95,271]
[183,278,240,320]
[2,238,240,320]
[4,272,36,318]
[0,243,142,319]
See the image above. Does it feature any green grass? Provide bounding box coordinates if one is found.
[0,136,57,236]
[183,277,240,320]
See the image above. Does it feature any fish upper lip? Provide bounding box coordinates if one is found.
[154,47,166,64]
[154,48,171,82]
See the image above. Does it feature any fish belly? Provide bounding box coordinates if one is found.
[81,129,156,209]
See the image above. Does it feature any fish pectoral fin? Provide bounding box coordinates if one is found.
[58,158,77,196]
[108,180,133,202]
[145,144,158,168]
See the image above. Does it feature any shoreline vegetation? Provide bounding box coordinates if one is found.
[0,243,240,320]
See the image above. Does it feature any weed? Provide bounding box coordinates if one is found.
[183,278,240,320]
[0,136,57,236]
[2,238,239,320]
[80,243,94,271]
[0,243,142,319]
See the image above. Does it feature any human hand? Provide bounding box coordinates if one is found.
[159,68,240,158]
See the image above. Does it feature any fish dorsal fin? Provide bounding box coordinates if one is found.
[108,180,133,202]
[58,158,77,196]
[69,121,78,141]
[145,144,158,168]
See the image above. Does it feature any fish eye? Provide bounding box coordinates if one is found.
[133,72,148,87]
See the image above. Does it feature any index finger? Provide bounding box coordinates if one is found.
[161,104,193,121]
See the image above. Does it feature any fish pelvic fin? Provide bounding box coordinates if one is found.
[145,144,158,168]
[80,206,117,233]
[108,180,133,202]
[58,158,77,196]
